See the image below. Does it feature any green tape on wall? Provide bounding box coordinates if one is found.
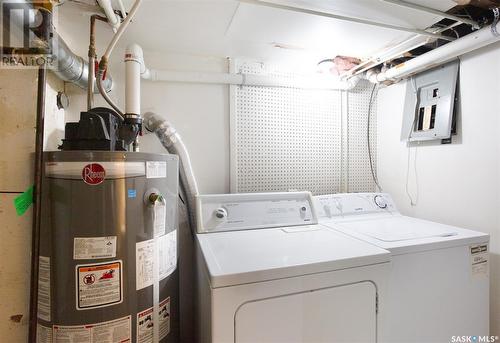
[13,185,34,216]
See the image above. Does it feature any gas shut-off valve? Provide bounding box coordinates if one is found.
[144,188,165,207]
[148,192,164,205]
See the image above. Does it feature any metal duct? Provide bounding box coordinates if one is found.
[2,0,113,92]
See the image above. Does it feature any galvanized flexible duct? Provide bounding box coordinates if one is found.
[143,112,199,227]
[3,0,113,92]
[54,33,113,91]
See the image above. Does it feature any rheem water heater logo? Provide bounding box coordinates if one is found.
[0,0,56,68]
[82,164,106,185]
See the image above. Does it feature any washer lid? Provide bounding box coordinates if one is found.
[326,215,489,254]
[197,225,390,288]
[343,216,458,242]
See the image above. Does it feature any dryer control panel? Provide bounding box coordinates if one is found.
[196,192,317,233]
[314,193,397,220]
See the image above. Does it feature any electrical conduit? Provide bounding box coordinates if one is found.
[367,20,500,83]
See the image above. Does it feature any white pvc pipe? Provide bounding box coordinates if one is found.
[116,0,127,19]
[126,42,360,90]
[97,0,120,30]
[103,0,142,61]
[125,44,142,115]
[142,69,361,90]
[344,22,462,79]
[369,22,500,83]
[98,0,142,117]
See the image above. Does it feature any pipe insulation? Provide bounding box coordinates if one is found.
[2,0,113,92]
[143,112,200,227]
[368,21,500,83]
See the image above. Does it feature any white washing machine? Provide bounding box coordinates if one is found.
[315,192,490,343]
[195,192,392,343]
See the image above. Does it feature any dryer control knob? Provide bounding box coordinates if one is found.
[374,195,388,209]
[214,208,228,220]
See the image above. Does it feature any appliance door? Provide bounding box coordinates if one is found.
[234,281,377,343]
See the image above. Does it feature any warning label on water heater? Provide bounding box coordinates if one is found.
[76,260,123,310]
[53,315,131,343]
[470,244,488,277]
[146,161,167,179]
[136,297,171,343]
[135,231,177,290]
[74,236,117,260]
[36,324,52,343]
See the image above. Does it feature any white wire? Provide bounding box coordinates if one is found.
[152,202,160,343]
[367,84,382,192]
[97,0,142,116]
[405,140,419,207]
[405,77,419,206]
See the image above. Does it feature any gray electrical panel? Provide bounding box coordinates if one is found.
[401,60,459,142]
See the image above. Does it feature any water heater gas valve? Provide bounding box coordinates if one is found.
[144,188,165,206]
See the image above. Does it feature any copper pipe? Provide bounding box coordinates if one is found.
[88,15,108,110]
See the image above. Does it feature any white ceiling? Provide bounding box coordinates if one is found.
[58,0,457,67]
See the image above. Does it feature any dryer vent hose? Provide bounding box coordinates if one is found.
[143,112,199,228]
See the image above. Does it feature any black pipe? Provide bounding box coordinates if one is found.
[28,66,47,343]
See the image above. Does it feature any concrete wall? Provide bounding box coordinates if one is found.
[377,42,500,336]
[0,70,64,342]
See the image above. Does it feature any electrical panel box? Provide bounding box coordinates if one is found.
[401,60,459,143]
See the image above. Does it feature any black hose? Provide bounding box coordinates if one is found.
[28,66,47,343]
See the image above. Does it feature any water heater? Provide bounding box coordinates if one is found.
[35,108,180,343]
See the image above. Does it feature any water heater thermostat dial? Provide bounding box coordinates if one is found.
[214,208,228,220]
[374,195,388,209]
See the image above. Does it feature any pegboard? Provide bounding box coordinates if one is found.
[230,60,376,195]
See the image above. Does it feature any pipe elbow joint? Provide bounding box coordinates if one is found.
[125,43,150,76]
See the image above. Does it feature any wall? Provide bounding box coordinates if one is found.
[0,69,64,342]
[64,51,231,195]
[377,42,500,335]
